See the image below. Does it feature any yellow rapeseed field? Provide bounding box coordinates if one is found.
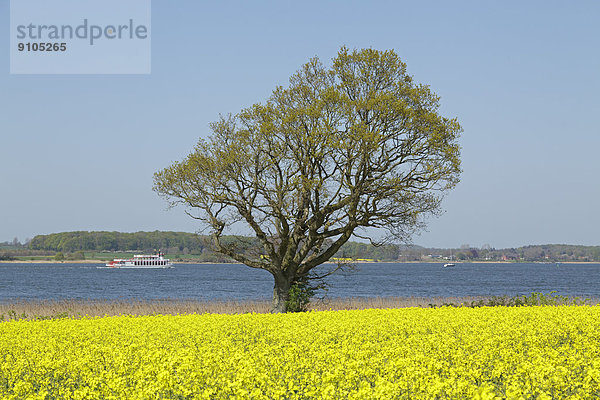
[1,306,600,399]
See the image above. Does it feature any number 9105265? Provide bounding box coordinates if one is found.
[18,43,67,52]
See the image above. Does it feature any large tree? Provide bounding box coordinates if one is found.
[154,47,462,312]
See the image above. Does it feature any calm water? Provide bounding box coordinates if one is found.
[0,262,599,302]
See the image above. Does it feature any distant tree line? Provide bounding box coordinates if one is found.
[22,231,600,262]
[334,242,401,261]
[28,231,207,254]
[0,238,27,249]
[26,231,410,261]
[416,244,600,262]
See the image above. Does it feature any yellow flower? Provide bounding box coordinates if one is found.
[0,306,599,398]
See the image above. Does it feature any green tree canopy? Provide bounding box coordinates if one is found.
[154,47,462,312]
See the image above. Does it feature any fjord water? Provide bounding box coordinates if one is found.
[0,263,599,301]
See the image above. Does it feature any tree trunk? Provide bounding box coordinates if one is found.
[271,273,292,313]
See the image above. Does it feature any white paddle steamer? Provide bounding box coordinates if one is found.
[104,252,173,268]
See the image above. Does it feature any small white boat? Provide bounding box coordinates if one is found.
[102,252,173,268]
[444,250,456,268]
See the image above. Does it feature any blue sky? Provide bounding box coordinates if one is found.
[1,0,599,249]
